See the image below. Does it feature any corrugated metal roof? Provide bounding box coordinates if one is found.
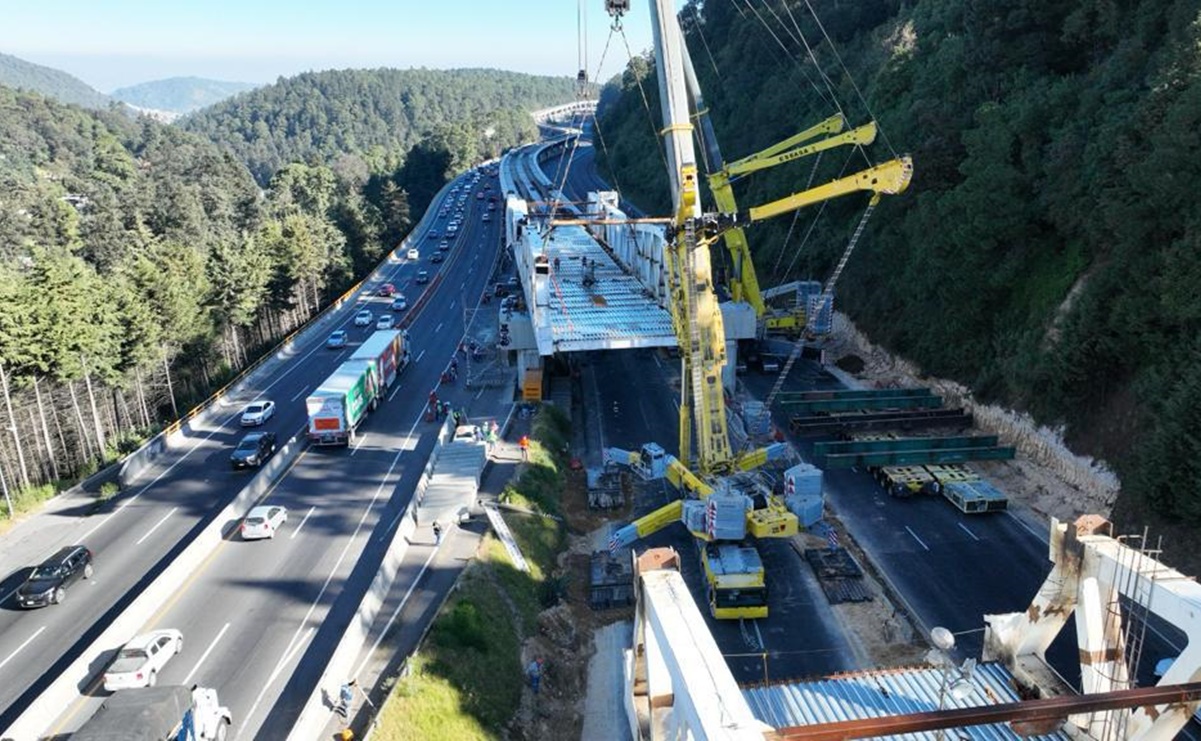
[742,663,1069,740]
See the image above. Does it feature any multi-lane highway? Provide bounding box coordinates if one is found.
[0,166,505,737]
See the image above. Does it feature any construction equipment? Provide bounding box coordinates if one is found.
[599,0,910,619]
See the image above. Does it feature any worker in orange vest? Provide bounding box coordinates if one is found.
[519,435,530,461]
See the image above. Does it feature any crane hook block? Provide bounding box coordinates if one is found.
[606,0,630,18]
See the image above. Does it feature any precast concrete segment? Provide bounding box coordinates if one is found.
[5,426,309,741]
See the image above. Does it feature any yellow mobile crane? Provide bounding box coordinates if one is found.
[602,0,911,619]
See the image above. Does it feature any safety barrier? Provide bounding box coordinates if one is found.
[285,417,457,741]
[4,426,310,741]
[118,180,458,489]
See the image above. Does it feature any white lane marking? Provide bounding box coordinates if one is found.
[957,522,980,541]
[905,526,930,551]
[350,430,368,456]
[291,506,316,540]
[289,385,310,403]
[354,546,438,677]
[267,421,417,701]
[377,413,431,542]
[238,626,314,738]
[414,349,425,364]
[474,388,484,400]
[0,626,46,672]
[387,381,404,403]
[434,321,443,333]
[83,306,360,542]
[1003,509,1045,543]
[134,507,178,546]
[182,622,230,685]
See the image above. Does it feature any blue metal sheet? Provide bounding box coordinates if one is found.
[742,663,1069,740]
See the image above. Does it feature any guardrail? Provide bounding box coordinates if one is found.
[4,425,311,741]
[285,417,457,741]
[119,178,460,488]
[5,176,464,739]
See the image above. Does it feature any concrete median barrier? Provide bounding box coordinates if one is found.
[2,427,310,741]
[285,418,457,741]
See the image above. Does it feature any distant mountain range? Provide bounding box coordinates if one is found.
[0,52,110,109]
[111,77,258,115]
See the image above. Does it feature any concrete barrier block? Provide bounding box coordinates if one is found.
[4,428,309,741]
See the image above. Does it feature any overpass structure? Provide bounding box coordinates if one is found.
[531,99,598,126]
[498,138,676,374]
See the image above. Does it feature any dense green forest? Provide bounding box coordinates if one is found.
[183,68,577,185]
[112,76,259,115]
[0,52,111,110]
[0,84,386,504]
[0,62,568,512]
[595,0,1201,534]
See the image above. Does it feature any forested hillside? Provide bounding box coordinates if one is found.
[595,0,1201,532]
[112,76,258,114]
[184,68,578,185]
[0,85,400,507]
[0,52,110,110]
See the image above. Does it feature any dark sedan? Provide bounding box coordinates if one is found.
[230,431,277,470]
[16,545,93,608]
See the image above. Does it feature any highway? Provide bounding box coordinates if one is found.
[2,166,503,737]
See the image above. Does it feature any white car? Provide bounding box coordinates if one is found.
[376,314,395,330]
[241,505,288,540]
[239,400,275,427]
[407,247,420,260]
[103,629,183,691]
[353,309,373,326]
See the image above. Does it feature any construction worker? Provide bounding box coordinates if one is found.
[526,657,543,694]
[519,434,530,461]
[336,679,356,718]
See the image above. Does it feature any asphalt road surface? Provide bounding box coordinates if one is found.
[6,168,504,737]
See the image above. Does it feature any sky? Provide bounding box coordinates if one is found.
[1,0,658,92]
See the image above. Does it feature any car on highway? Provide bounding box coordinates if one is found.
[102,629,183,691]
[447,226,458,236]
[241,505,288,540]
[430,252,444,264]
[16,545,93,608]
[407,247,420,260]
[376,314,395,330]
[391,296,408,311]
[439,240,450,251]
[353,309,373,326]
[482,214,491,223]
[326,329,348,349]
[239,400,276,427]
[416,270,430,284]
[377,283,395,297]
[230,431,276,470]
[427,231,439,240]
[488,202,497,211]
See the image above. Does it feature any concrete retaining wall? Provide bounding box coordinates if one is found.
[4,426,310,741]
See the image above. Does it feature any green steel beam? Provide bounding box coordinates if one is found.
[816,446,1016,468]
[813,435,999,456]
[776,388,934,403]
[782,395,943,413]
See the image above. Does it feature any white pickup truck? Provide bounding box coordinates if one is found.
[72,685,231,741]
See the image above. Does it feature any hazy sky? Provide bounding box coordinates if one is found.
[2,0,658,91]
